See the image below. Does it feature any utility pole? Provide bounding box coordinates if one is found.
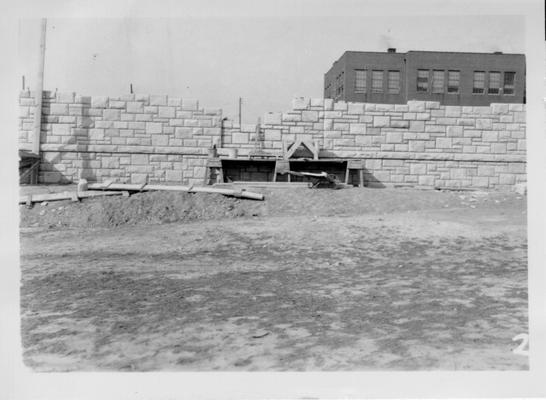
[32,18,47,156]
[238,97,242,126]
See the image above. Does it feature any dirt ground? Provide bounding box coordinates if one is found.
[19,186,528,371]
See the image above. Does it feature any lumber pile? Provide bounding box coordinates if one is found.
[87,182,265,201]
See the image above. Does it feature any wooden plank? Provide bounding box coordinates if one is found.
[347,159,365,169]
[87,183,264,201]
[19,190,124,205]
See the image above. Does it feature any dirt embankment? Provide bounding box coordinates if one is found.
[19,186,525,230]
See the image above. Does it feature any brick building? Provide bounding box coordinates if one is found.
[324,49,525,106]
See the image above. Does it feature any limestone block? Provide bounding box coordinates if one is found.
[323,119,333,130]
[324,130,342,139]
[264,129,281,141]
[333,101,348,111]
[472,176,489,187]
[232,132,249,144]
[50,103,68,115]
[394,104,409,112]
[403,113,416,120]
[425,101,440,109]
[425,125,445,133]
[359,115,373,123]
[130,173,147,184]
[89,128,104,140]
[414,113,431,121]
[431,109,445,118]
[477,165,496,177]
[103,109,120,121]
[499,115,513,123]
[127,102,144,113]
[324,99,334,110]
[383,159,404,167]
[165,170,183,182]
[436,138,452,148]
[52,124,71,135]
[292,97,310,110]
[475,119,492,129]
[130,154,148,165]
[324,111,343,119]
[355,135,372,146]
[418,176,435,186]
[490,103,509,114]
[491,143,507,153]
[508,104,524,112]
[409,141,425,152]
[135,114,152,121]
[168,97,182,107]
[91,96,109,108]
[386,132,403,143]
[463,129,482,138]
[513,112,526,123]
[146,122,163,134]
[482,131,498,142]
[204,127,221,136]
[289,126,305,134]
[373,116,390,128]
[282,113,301,122]
[349,123,366,134]
[128,121,146,130]
[264,112,282,125]
[446,126,463,137]
[148,95,167,106]
[409,120,425,132]
[56,92,75,103]
[508,163,525,173]
[408,101,426,112]
[182,99,199,111]
[390,120,409,128]
[347,103,364,114]
[302,111,319,122]
[310,98,324,108]
[108,100,125,109]
[443,106,461,118]
[159,106,176,118]
[152,135,170,146]
[333,123,349,131]
[183,119,198,127]
[376,104,395,112]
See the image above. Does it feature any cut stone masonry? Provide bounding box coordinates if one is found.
[19,91,526,190]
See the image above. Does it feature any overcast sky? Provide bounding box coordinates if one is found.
[18,15,524,123]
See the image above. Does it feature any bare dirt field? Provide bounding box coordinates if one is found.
[19,186,528,371]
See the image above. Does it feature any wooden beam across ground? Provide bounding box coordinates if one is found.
[19,190,128,205]
[87,183,265,201]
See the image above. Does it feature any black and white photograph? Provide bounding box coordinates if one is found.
[2,0,546,398]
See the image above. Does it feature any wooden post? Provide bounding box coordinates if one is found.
[31,19,47,184]
[32,19,47,156]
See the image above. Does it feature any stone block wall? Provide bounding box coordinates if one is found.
[19,91,526,190]
[222,98,526,190]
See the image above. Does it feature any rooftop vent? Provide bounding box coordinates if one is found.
[387,48,396,53]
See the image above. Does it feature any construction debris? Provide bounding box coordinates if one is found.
[87,182,265,201]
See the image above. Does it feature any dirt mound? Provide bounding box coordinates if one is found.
[19,186,525,230]
[20,191,264,229]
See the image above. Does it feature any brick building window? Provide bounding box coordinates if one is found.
[447,70,460,93]
[387,70,400,94]
[355,69,367,93]
[488,71,501,94]
[432,70,445,93]
[417,69,429,92]
[473,71,485,94]
[503,72,516,95]
[372,70,383,93]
